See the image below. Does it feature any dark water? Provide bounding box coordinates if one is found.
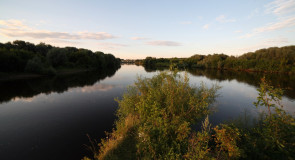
[0,65,294,159]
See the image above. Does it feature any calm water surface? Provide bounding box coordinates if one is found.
[0,65,294,159]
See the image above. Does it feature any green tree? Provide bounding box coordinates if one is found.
[46,48,68,67]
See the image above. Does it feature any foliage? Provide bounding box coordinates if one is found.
[25,56,44,73]
[141,45,295,73]
[46,48,68,67]
[254,77,283,116]
[0,40,121,75]
[85,72,219,159]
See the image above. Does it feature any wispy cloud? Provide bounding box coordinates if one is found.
[203,24,210,29]
[80,83,115,92]
[131,37,149,40]
[0,19,30,29]
[254,17,295,32]
[234,30,242,33]
[96,42,128,50]
[146,40,181,46]
[238,37,290,54]
[0,19,116,40]
[240,17,295,38]
[265,0,295,15]
[216,15,236,23]
[265,37,289,43]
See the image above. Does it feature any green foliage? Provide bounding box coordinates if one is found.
[25,56,44,73]
[184,116,212,160]
[0,40,121,74]
[142,45,295,73]
[90,72,219,159]
[242,77,295,159]
[254,77,283,116]
[213,124,242,159]
[47,48,68,67]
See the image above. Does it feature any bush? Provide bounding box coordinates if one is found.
[87,72,219,159]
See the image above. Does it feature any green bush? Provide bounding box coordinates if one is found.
[88,72,219,160]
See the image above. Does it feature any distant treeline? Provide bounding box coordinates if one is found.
[0,40,121,75]
[141,46,295,73]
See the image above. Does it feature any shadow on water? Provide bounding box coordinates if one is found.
[0,68,120,104]
[143,66,295,99]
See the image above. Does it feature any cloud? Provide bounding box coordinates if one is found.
[203,24,210,29]
[238,38,290,54]
[0,19,30,29]
[96,42,128,50]
[234,30,242,33]
[80,83,115,92]
[265,37,289,43]
[216,15,236,23]
[0,19,116,40]
[146,40,181,46]
[180,21,192,25]
[265,0,295,15]
[254,17,295,32]
[240,17,295,38]
[131,37,149,40]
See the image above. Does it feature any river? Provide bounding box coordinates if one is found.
[0,65,294,159]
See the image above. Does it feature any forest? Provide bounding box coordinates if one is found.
[0,40,121,75]
[141,46,295,73]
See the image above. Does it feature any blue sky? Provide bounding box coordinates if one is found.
[0,0,295,59]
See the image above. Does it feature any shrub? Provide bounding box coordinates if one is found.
[87,72,219,159]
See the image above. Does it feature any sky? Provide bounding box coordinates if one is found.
[0,0,295,59]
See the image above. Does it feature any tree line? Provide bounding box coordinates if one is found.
[141,45,295,73]
[0,40,121,75]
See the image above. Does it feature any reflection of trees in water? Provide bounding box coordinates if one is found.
[0,68,119,104]
[143,66,295,99]
[144,66,168,72]
[187,69,295,99]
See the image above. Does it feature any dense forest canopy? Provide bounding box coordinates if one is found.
[141,46,295,73]
[0,40,121,75]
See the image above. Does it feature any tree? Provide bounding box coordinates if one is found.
[46,48,68,67]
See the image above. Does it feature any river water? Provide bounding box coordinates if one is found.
[0,65,294,159]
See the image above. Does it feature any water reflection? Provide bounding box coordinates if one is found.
[144,66,295,99]
[0,68,119,104]
[186,69,295,100]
